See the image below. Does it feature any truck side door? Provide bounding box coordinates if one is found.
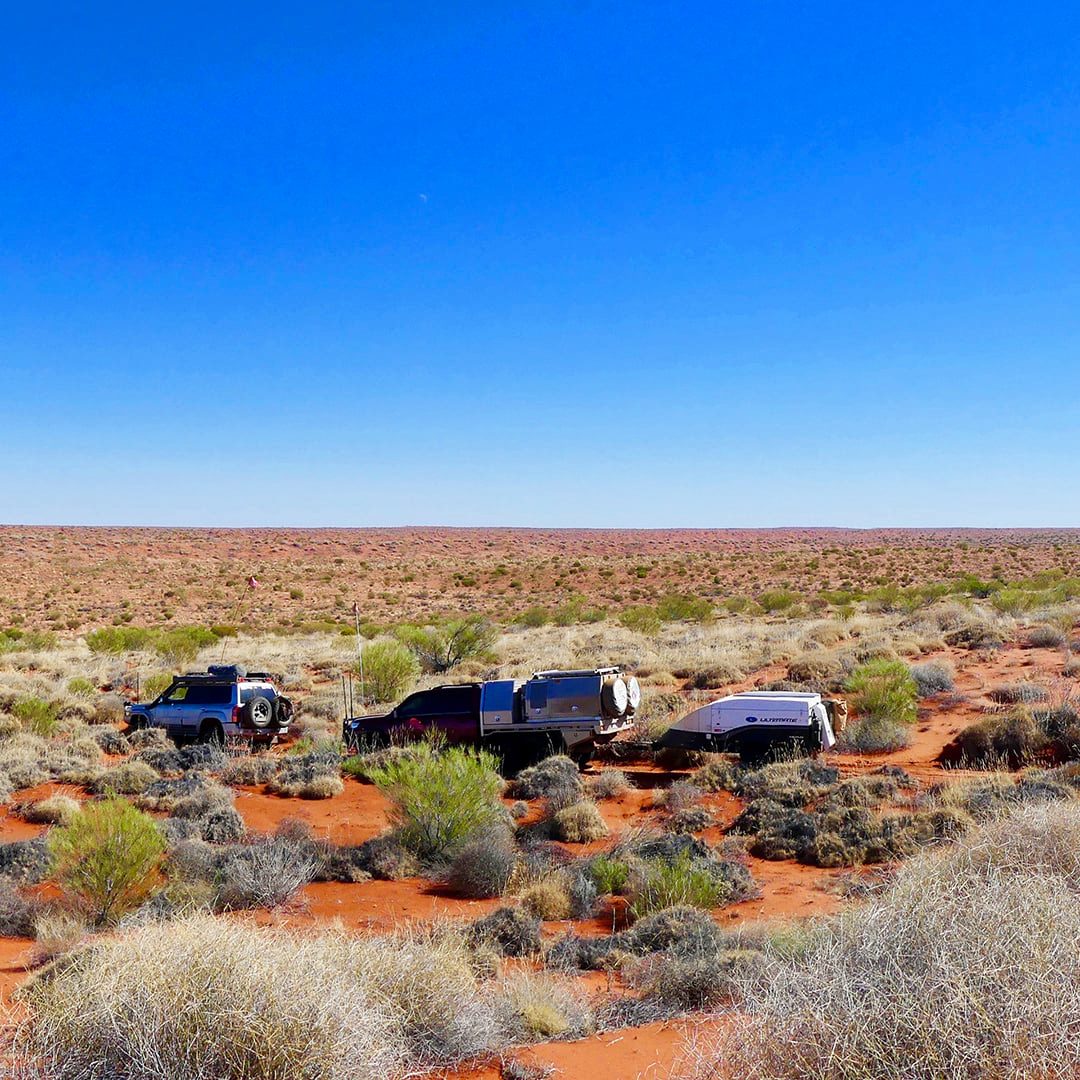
[395,686,480,743]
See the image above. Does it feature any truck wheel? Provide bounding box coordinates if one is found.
[242,695,274,728]
[624,677,641,715]
[600,677,629,718]
[200,720,225,747]
[274,696,294,726]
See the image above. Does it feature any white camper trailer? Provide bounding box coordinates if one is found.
[656,690,841,760]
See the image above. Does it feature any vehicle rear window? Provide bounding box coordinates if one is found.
[239,684,276,703]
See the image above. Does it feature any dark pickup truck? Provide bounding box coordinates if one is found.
[344,667,639,767]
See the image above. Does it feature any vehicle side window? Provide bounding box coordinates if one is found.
[163,684,189,702]
[186,684,233,706]
[396,692,431,717]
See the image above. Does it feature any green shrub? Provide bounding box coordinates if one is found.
[618,606,662,635]
[360,640,420,703]
[629,851,729,919]
[657,594,714,623]
[589,855,630,895]
[366,744,505,862]
[396,616,498,673]
[758,589,800,613]
[85,626,154,654]
[515,606,550,628]
[13,697,60,737]
[154,626,219,664]
[48,798,165,924]
[66,677,96,698]
[845,658,918,725]
[138,672,173,702]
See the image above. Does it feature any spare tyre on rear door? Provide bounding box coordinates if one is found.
[242,694,274,728]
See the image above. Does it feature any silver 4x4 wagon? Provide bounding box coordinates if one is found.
[125,664,293,746]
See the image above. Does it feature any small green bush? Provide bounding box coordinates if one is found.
[618,606,662,635]
[657,594,714,623]
[140,672,174,701]
[846,659,918,725]
[629,851,729,919]
[366,744,506,862]
[66,678,96,698]
[589,855,630,895]
[758,589,800,613]
[515,606,550,628]
[13,697,60,737]
[154,626,219,664]
[85,626,154,654]
[48,798,165,925]
[360,640,420,703]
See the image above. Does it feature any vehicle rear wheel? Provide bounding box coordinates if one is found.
[200,720,225,747]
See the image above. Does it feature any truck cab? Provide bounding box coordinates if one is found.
[345,683,483,746]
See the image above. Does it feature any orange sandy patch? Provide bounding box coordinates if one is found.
[234,778,391,845]
[440,1017,722,1080]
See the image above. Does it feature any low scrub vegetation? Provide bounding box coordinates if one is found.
[14,915,584,1080]
[684,803,1080,1080]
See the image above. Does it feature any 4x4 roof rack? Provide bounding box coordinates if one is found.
[179,669,274,681]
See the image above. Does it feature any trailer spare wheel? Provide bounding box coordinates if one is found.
[600,676,629,718]
[625,676,641,715]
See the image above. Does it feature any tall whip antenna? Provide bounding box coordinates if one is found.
[353,601,365,709]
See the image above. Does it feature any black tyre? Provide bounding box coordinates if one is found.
[242,695,274,728]
[200,720,225,747]
[274,696,294,727]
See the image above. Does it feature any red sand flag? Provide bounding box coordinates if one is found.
[247,576,259,589]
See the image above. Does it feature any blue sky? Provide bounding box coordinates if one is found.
[3,2,1079,527]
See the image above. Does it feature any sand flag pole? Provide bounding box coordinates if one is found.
[220,575,259,661]
[353,601,365,708]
